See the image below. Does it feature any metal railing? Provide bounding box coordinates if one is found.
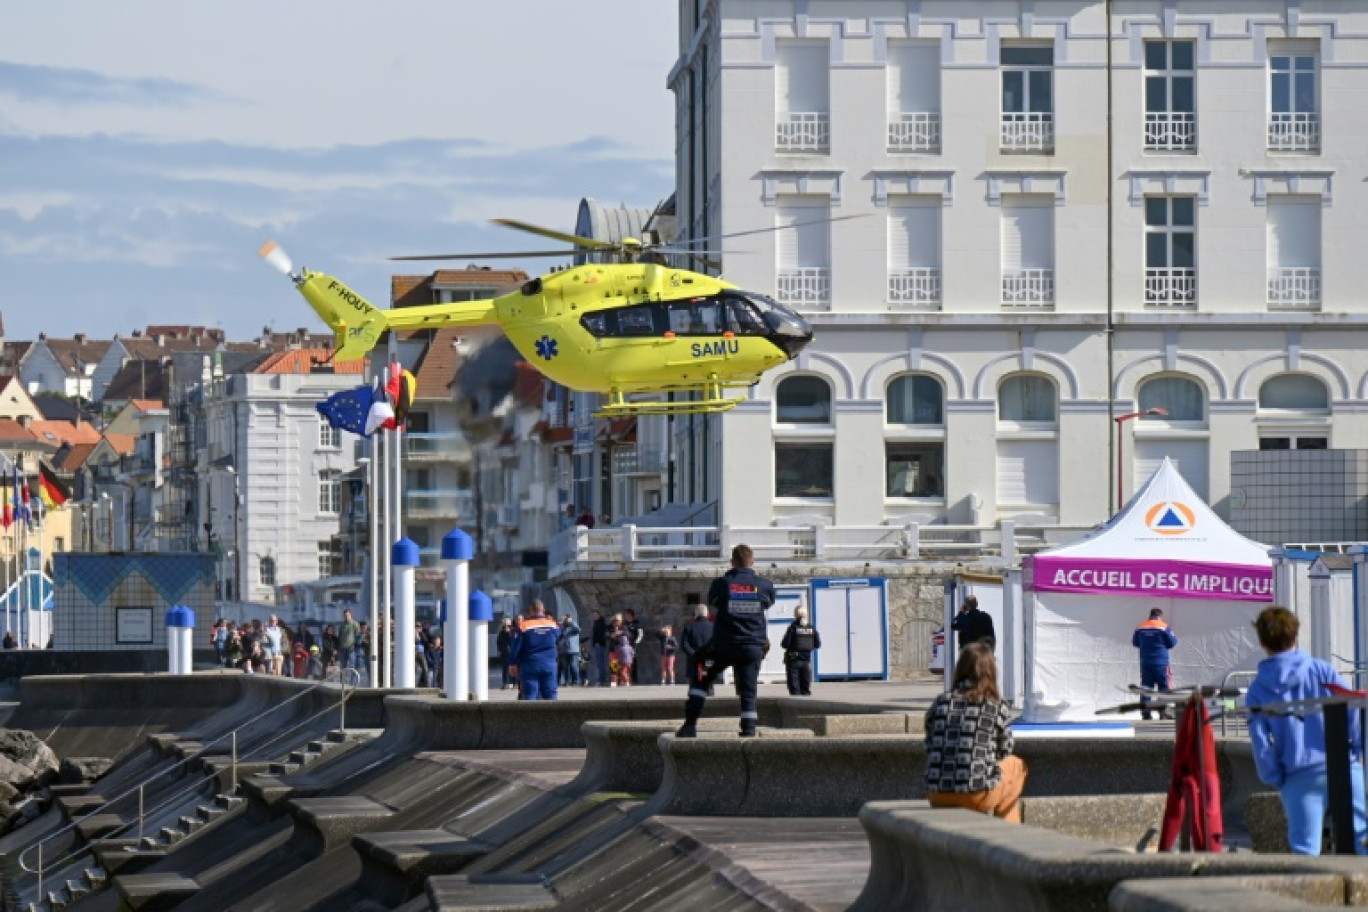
[887,112,941,152]
[888,268,942,309]
[404,489,475,519]
[548,518,1097,577]
[776,267,832,309]
[1144,267,1197,309]
[1001,269,1055,309]
[1144,112,1196,151]
[1000,112,1054,152]
[404,432,468,461]
[19,673,360,901]
[1268,112,1320,152]
[776,112,830,152]
[1267,267,1321,310]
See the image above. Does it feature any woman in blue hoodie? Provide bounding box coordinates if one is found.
[1246,605,1367,854]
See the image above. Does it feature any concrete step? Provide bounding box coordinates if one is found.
[178,814,204,834]
[214,793,244,811]
[82,866,108,891]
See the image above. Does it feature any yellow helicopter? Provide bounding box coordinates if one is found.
[258,219,818,416]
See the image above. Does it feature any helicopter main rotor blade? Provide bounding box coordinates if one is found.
[388,250,579,261]
[491,218,616,250]
[654,247,751,257]
[667,214,868,248]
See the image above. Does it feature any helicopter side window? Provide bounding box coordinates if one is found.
[666,300,724,335]
[617,304,658,336]
[725,297,768,335]
[581,312,609,337]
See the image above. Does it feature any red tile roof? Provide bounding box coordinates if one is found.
[102,434,137,456]
[254,350,367,375]
[55,442,98,472]
[30,420,102,447]
[0,420,37,444]
[512,361,545,409]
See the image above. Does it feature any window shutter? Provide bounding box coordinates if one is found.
[996,440,1059,506]
[1001,196,1054,271]
[888,196,939,269]
[888,42,939,112]
[1134,440,1209,501]
[777,197,829,268]
[1267,195,1321,268]
[777,42,828,113]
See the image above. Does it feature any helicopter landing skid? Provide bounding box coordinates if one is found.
[595,383,746,418]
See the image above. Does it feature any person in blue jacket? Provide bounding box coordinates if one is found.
[1132,608,1178,721]
[1247,605,1367,855]
[511,600,560,701]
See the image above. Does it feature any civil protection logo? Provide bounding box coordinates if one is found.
[1145,501,1196,535]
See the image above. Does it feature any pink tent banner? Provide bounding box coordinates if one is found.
[1024,556,1273,602]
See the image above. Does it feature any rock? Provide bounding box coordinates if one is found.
[0,756,38,792]
[0,730,59,785]
[60,757,114,785]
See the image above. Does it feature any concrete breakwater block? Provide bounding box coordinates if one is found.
[796,712,924,736]
[114,872,200,911]
[852,802,1368,912]
[1019,793,1166,847]
[289,795,395,850]
[572,720,812,795]
[353,828,491,883]
[1110,875,1347,911]
[425,873,556,911]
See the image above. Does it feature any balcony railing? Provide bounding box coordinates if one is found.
[1000,112,1054,152]
[1267,267,1321,311]
[404,432,467,462]
[613,446,669,477]
[404,489,474,520]
[1144,267,1197,309]
[1001,269,1055,309]
[776,112,830,152]
[1268,112,1320,152]
[887,112,941,153]
[776,267,831,309]
[888,268,942,309]
[1144,112,1196,151]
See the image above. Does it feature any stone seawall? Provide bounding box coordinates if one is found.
[555,559,1005,682]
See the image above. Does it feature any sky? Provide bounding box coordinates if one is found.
[0,2,679,341]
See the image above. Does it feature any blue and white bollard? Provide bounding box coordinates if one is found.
[442,529,473,701]
[468,589,493,702]
[166,605,195,674]
[392,538,419,689]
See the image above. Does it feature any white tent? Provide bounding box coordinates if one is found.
[1021,458,1273,722]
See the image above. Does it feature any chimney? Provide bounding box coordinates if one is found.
[17,415,29,428]
[132,330,142,338]
[154,334,165,346]
[74,333,85,345]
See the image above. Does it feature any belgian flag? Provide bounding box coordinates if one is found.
[38,461,70,508]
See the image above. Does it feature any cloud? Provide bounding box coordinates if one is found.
[0,60,228,107]
[0,130,673,339]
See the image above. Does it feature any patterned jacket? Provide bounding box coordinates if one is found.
[923,692,1016,793]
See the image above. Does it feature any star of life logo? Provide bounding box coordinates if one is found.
[1145,501,1196,536]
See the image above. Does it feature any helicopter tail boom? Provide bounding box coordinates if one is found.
[296,271,498,361]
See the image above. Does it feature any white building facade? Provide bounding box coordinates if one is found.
[669,0,1368,535]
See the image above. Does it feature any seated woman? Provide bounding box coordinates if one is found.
[923,642,1027,823]
[1247,605,1367,855]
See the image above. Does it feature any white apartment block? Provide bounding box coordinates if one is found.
[667,0,1368,534]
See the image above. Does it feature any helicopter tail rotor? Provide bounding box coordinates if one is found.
[257,240,296,279]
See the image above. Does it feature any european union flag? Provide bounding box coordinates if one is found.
[317,384,378,438]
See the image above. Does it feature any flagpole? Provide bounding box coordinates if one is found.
[379,354,393,689]
[390,352,403,690]
[367,427,379,689]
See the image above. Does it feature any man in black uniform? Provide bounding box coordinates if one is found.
[952,595,996,650]
[679,604,714,689]
[676,544,776,738]
[780,606,821,696]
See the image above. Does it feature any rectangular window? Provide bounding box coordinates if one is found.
[318,414,340,449]
[1144,40,1196,151]
[776,41,829,152]
[1000,45,1054,151]
[1266,195,1322,310]
[318,470,340,514]
[1001,196,1055,309]
[776,196,831,309]
[775,443,833,498]
[1143,196,1197,308]
[886,442,945,498]
[888,195,941,309]
[1269,44,1319,151]
[887,41,940,152]
[318,541,333,578]
[1259,436,1327,451]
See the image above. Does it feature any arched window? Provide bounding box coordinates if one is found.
[1259,374,1329,413]
[259,556,276,586]
[1257,373,1330,450]
[886,374,944,425]
[998,374,1057,423]
[776,375,832,424]
[1137,375,1205,422]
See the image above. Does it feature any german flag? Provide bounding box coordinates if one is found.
[38,461,69,508]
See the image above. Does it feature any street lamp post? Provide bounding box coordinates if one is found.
[1113,407,1168,511]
